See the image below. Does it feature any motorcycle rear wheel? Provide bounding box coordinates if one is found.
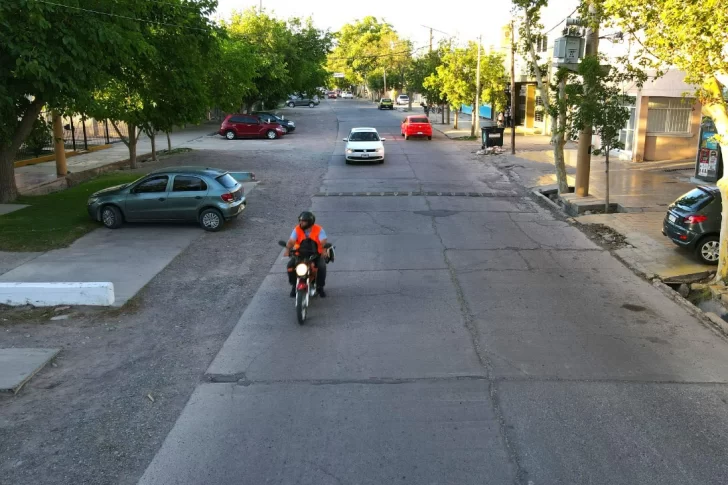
[295,290,307,325]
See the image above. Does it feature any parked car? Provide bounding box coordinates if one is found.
[378,98,394,110]
[286,95,320,108]
[253,111,295,133]
[87,167,247,232]
[401,115,433,140]
[343,127,385,164]
[219,114,285,140]
[341,91,354,99]
[663,186,721,264]
[327,91,337,99]
[396,94,410,105]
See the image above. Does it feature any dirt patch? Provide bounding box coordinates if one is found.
[573,222,629,250]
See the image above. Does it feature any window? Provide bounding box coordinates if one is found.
[348,131,380,141]
[673,188,714,212]
[216,173,238,189]
[133,176,169,194]
[619,99,637,152]
[646,97,694,134]
[229,116,247,123]
[534,96,544,123]
[410,117,429,123]
[173,176,207,192]
[535,35,549,53]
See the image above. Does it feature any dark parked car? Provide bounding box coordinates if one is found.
[663,186,721,264]
[254,111,295,133]
[87,167,247,232]
[219,114,285,140]
[286,95,320,108]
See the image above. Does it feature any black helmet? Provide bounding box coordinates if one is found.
[298,211,315,224]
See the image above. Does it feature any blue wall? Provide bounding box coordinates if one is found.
[460,104,493,119]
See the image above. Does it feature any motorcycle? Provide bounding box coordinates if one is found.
[279,240,334,325]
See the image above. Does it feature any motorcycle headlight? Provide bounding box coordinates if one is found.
[295,263,308,277]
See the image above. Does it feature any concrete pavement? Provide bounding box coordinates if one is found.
[138,99,728,485]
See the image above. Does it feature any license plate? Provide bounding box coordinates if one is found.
[668,214,677,223]
[417,132,423,134]
[361,153,369,158]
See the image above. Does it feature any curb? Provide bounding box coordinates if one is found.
[0,282,115,307]
[529,188,563,213]
[651,279,728,338]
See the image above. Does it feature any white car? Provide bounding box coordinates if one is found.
[396,94,410,105]
[341,91,354,99]
[343,127,385,164]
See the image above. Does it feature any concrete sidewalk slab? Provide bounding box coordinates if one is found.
[0,282,114,306]
[0,227,200,306]
[0,204,28,216]
[0,348,60,393]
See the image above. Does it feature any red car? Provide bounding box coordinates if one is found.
[401,115,433,140]
[327,91,337,99]
[219,114,285,140]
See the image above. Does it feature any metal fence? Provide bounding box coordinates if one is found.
[15,111,129,162]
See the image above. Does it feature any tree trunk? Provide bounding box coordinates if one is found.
[0,100,44,203]
[454,110,459,130]
[605,150,610,214]
[150,131,157,161]
[441,105,445,125]
[167,131,172,152]
[470,99,477,138]
[702,77,728,281]
[128,125,139,169]
[552,77,569,195]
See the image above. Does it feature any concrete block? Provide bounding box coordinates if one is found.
[704,312,728,335]
[0,348,60,393]
[0,282,114,306]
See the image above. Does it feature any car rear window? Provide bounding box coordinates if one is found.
[381,99,392,102]
[410,117,429,123]
[216,173,238,189]
[674,188,714,211]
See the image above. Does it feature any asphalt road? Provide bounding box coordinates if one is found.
[137,100,728,484]
[3,99,728,485]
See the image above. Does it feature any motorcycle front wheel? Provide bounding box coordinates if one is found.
[295,290,307,325]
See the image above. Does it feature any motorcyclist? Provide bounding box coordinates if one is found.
[284,211,329,298]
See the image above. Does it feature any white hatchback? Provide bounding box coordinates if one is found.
[341,91,354,99]
[343,128,385,164]
[396,94,409,105]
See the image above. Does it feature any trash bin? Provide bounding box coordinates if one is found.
[481,126,505,149]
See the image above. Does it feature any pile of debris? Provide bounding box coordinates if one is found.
[476,146,507,156]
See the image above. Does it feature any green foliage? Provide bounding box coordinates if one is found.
[327,17,409,92]
[25,116,54,157]
[569,56,631,155]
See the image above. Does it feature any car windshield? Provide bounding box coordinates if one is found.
[673,188,714,211]
[381,99,392,102]
[410,117,429,123]
[349,132,380,142]
[216,173,238,189]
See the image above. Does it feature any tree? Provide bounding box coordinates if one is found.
[0,0,148,202]
[602,0,728,279]
[432,46,472,129]
[570,56,631,213]
[513,0,571,194]
[207,35,258,114]
[92,0,218,167]
[480,52,509,119]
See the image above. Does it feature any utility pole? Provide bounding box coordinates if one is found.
[510,19,516,154]
[575,1,600,196]
[429,28,433,53]
[52,112,67,176]
[383,68,387,96]
[474,35,482,136]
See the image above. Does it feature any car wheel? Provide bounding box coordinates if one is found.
[309,102,315,108]
[696,236,720,265]
[199,208,224,232]
[266,130,277,139]
[225,130,236,140]
[101,205,123,229]
[428,136,432,140]
[288,102,295,108]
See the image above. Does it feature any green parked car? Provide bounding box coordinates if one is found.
[87,167,248,232]
[378,98,394,110]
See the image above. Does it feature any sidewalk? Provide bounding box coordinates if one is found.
[15,123,218,194]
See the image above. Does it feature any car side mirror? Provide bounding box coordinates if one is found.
[342,138,348,141]
[381,138,386,141]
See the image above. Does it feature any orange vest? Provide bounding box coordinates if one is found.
[294,224,323,254]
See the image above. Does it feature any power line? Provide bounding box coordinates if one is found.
[33,0,214,32]
[544,8,578,35]
[327,45,428,61]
